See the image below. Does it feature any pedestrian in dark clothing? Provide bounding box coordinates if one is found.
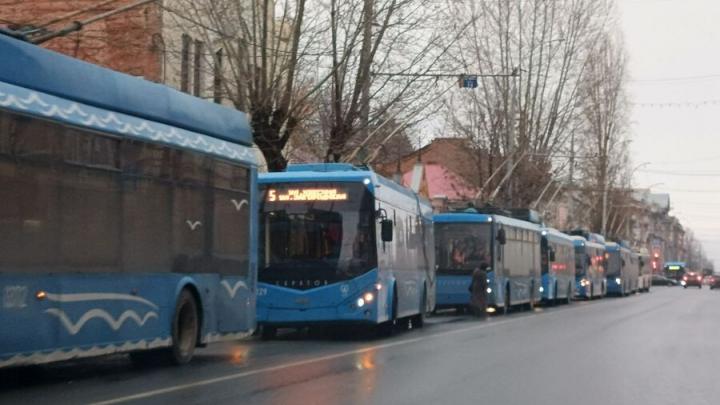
[469,266,488,318]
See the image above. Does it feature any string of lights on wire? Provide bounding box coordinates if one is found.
[631,99,720,108]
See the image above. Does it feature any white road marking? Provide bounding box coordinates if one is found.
[90,302,603,405]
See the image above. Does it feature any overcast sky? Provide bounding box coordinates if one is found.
[619,0,720,266]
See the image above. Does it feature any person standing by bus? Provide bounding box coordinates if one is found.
[469,266,488,318]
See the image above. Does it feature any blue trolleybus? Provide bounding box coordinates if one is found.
[0,35,258,367]
[433,211,542,314]
[572,235,606,299]
[256,164,435,337]
[663,261,686,281]
[433,213,489,311]
[540,229,575,304]
[605,242,639,296]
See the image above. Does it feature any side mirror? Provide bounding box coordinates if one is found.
[381,219,393,242]
[549,249,556,262]
[496,228,506,245]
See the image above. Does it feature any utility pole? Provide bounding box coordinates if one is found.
[359,0,373,159]
[569,132,575,185]
[506,67,519,206]
[601,162,609,235]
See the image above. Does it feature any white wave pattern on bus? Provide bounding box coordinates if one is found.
[0,337,171,368]
[0,84,256,163]
[46,308,159,336]
[45,292,159,310]
[221,280,248,299]
[43,292,160,335]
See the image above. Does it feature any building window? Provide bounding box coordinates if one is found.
[193,40,204,97]
[180,34,191,93]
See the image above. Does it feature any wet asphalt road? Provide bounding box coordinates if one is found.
[2,286,720,405]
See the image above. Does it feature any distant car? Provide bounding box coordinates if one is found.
[706,275,720,290]
[652,274,678,286]
[681,272,703,289]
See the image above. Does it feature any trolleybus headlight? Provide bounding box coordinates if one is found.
[486,307,496,313]
[356,298,366,308]
[363,292,374,303]
[680,280,687,286]
[374,283,382,291]
[539,286,544,293]
[615,278,622,284]
[486,287,492,294]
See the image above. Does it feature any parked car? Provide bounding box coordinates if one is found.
[705,275,720,290]
[652,274,678,286]
[681,272,703,289]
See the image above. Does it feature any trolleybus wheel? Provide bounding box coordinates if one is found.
[164,289,199,365]
[528,283,536,311]
[260,326,277,340]
[503,286,511,315]
[566,283,572,305]
[377,287,398,337]
[412,287,427,329]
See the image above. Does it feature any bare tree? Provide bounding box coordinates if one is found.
[442,0,617,207]
[320,0,462,163]
[162,0,334,171]
[577,30,629,234]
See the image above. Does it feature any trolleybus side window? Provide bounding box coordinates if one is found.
[0,109,250,277]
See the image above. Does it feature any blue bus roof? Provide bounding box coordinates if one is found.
[605,242,631,253]
[0,35,252,146]
[433,212,540,231]
[258,163,422,201]
[571,235,605,250]
[541,228,574,245]
[434,213,494,224]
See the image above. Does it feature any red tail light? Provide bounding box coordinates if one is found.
[698,276,702,281]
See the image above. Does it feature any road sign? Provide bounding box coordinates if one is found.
[459,74,478,89]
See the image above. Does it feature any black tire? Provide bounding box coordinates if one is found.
[552,282,558,306]
[503,286,511,315]
[412,288,427,329]
[165,289,199,365]
[566,283,572,305]
[528,283,535,311]
[377,287,398,337]
[260,325,277,340]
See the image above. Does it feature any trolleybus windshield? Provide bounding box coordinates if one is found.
[259,182,377,288]
[435,223,492,275]
[606,251,622,276]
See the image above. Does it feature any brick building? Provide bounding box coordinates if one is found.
[0,0,244,102]
[0,0,163,81]
[376,138,483,212]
